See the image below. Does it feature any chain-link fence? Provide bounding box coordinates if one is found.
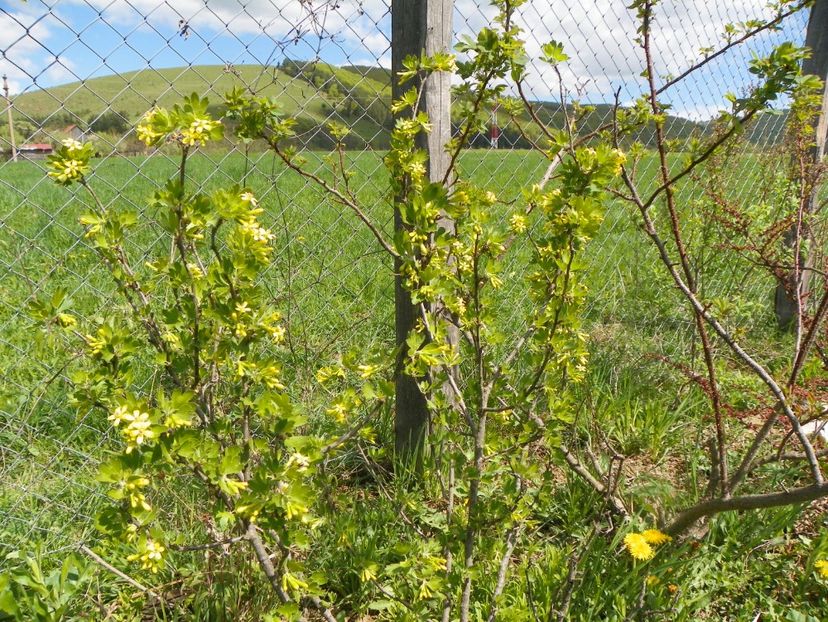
[0,0,812,559]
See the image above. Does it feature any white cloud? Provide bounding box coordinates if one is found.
[0,9,60,94]
[2,0,810,119]
[455,0,807,113]
[64,0,390,47]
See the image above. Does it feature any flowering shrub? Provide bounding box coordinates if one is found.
[13,0,828,619]
[43,94,329,617]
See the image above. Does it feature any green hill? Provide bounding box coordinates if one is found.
[10,64,372,124]
[5,63,786,151]
[7,63,391,149]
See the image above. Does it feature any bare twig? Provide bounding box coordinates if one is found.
[486,525,520,622]
[79,545,162,602]
[664,481,828,535]
[655,1,810,95]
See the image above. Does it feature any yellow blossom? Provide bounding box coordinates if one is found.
[127,538,165,573]
[109,406,155,451]
[186,262,204,279]
[612,148,627,175]
[359,563,378,583]
[624,533,654,561]
[326,402,348,423]
[56,313,76,328]
[265,323,286,343]
[136,109,164,146]
[510,213,528,233]
[48,158,88,184]
[816,559,828,578]
[288,452,311,472]
[61,138,84,151]
[180,117,220,146]
[642,529,672,546]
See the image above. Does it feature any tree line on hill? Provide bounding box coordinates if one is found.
[2,59,791,154]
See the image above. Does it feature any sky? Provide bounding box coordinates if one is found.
[0,0,812,121]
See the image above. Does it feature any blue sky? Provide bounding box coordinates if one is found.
[0,0,811,120]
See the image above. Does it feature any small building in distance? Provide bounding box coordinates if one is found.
[18,143,53,160]
[62,124,86,141]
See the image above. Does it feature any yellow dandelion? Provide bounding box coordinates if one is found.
[642,529,672,546]
[815,559,828,578]
[624,533,654,561]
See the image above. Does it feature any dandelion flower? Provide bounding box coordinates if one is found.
[816,559,828,578]
[642,529,672,546]
[624,533,654,561]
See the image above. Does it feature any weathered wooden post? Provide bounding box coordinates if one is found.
[391,0,453,456]
[3,75,17,163]
[775,0,828,328]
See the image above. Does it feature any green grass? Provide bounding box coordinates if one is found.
[2,145,819,620]
[0,146,765,534]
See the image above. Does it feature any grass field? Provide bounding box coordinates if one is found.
[3,145,820,620]
[0,144,777,535]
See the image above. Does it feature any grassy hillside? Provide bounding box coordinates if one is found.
[8,63,392,148]
[6,62,786,150]
[13,65,319,122]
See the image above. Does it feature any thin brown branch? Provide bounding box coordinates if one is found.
[664,481,828,536]
[79,545,162,602]
[486,526,520,622]
[624,168,823,485]
[269,140,398,258]
[641,0,728,494]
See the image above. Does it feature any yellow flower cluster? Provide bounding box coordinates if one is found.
[127,538,166,573]
[510,213,528,234]
[121,474,152,513]
[231,301,252,338]
[62,138,84,151]
[181,117,221,146]
[136,108,164,146]
[47,153,89,185]
[623,529,672,561]
[109,405,155,452]
[610,148,626,175]
[815,559,828,578]
[263,312,286,343]
[246,220,276,243]
[136,104,222,148]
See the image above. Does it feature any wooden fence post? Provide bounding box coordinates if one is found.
[775,0,828,328]
[391,0,453,457]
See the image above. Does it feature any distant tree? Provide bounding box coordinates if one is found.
[88,110,130,134]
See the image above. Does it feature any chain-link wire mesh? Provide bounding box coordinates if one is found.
[0,0,812,559]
